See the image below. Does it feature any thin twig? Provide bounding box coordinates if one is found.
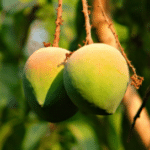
[98,0,144,89]
[123,85,150,148]
[82,0,93,45]
[52,0,63,47]
[128,86,150,142]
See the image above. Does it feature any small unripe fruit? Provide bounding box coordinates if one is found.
[22,47,78,122]
[63,43,129,115]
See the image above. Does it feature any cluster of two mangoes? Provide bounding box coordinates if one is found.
[22,43,129,123]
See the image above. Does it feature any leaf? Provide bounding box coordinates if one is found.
[2,0,37,14]
[0,119,17,150]
[67,119,100,150]
[2,122,26,150]
[114,21,129,42]
[22,122,48,150]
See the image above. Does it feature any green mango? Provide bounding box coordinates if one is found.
[22,47,78,122]
[63,43,129,115]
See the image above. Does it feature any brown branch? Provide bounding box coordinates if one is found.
[92,0,150,148]
[92,0,118,48]
[82,0,93,45]
[52,0,63,47]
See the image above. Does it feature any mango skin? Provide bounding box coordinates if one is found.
[22,47,78,122]
[63,43,129,115]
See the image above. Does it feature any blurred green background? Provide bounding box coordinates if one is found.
[0,0,150,149]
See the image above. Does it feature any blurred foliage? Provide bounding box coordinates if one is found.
[0,0,150,149]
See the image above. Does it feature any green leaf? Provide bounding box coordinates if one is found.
[2,0,37,14]
[67,119,100,150]
[0,119,18,150]
[22,122,48,150]
[114,21,129,42]
[2,122,26,150]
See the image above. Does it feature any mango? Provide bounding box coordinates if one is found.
[22,47,78,122]
[63,43,129,115]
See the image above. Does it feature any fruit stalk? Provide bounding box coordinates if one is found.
[82,0,93,45]
[52,0,63,47]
